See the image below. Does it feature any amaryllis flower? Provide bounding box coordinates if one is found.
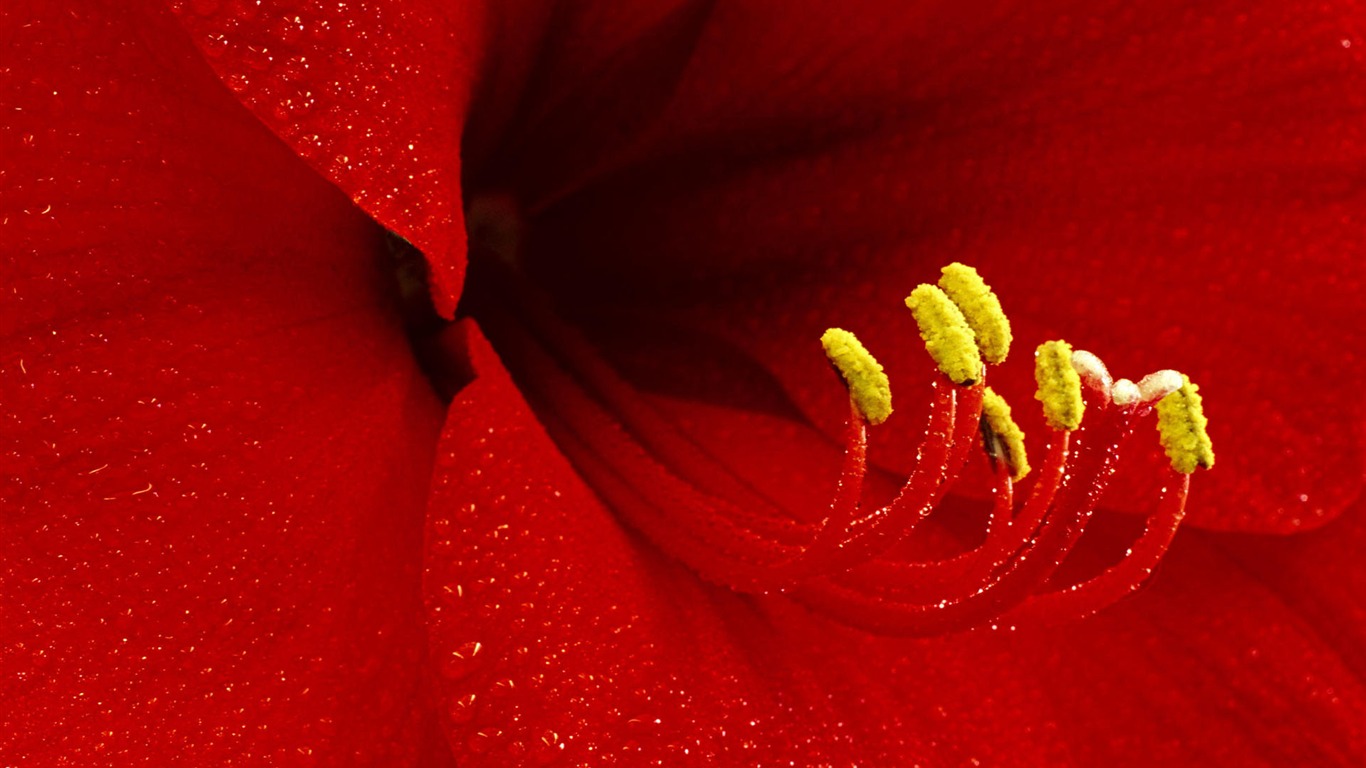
[4,0,1364,765]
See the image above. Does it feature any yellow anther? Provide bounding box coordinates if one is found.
[981,387,1030,480]
[1034,340,1084,431]
[1156,374,1215,473]
[904,284,982,385]
[938,263,1012,365]
[821,328,893,425]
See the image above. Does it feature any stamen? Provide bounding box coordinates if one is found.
[937,263,1012,364]
[817,427,1061,607]
[793,383,960,574]
[1005,472,1190,623]
[998,377,1215,625]
[820,328,893,425]
[981,387,1030,480]
[1156,374,1215,473]
[904,284,983,385]
[463,247,1210,637]
[1034,340,1084,431]
[800,401,1136,636]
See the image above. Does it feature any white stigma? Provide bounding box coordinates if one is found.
[1137,370,1184,403]
[1111,378,1141,406]
[1069,349,1113,399]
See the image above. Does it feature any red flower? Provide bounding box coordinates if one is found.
[4,1,1364,766]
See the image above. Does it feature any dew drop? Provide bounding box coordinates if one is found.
[271,16,306,45]
[468,729,503,754]
[532,730,564,765]
[448,693,479,724]
[440,640,483,680]
[283,95,314,118]
[240,44,272,72]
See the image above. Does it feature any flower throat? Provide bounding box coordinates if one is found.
[460,203,1212,637]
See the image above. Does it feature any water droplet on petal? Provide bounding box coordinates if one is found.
[468,729,503,754]
[439,640,483,680]
[532,730,564,765]
[447,693,478,724]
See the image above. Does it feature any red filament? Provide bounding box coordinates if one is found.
[468,262,1193,636]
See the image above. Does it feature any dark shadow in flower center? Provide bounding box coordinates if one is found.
[458,193,811,424]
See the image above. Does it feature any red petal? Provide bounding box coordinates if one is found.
[2,4,447,763]
[429,322,1366,764]
[169,0,491,315]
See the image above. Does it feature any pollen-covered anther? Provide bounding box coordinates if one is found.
[938,263,1012,364]
[1156,373,1215,473]
[1034,340,1084,431]
[905,284,983,385]
[981,387,1030,480]
[821,328,893,425]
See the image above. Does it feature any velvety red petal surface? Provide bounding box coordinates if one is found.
[1,3,446,764]
[430,324,1366,765]
[169,0,488,316]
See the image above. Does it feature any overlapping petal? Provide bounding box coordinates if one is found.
[1,3,446,764]
[170,0,489,315]
[24,0,1366,766]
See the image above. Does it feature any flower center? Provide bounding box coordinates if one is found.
[457,195,1213,637]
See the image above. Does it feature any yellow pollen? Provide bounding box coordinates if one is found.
[1035,340,1084,431]
[938,263,1012,365]
[981,387,1030,480]
[821,328,893,425]
[904,284,983,385]
[1156,374,1215,473]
